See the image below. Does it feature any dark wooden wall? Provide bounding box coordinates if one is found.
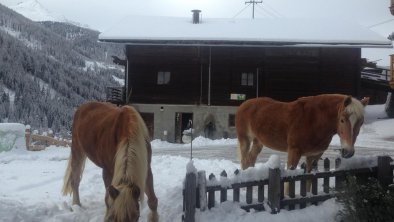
[126,45,361,105]
[263,48,361,101]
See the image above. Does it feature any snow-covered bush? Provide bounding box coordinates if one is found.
[336,176,394,222]
[0,123,26,152]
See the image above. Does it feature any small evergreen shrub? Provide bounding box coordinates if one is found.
[335,176,394,222]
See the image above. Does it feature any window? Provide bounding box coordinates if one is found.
[228,114,235,127]
[241,72,254,86]
[157,71,171,85]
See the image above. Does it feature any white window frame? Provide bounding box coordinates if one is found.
[241,72,254,86]
[157,71,171,85]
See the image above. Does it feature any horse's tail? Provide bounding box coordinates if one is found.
[112,106,149,201]
[62,147,87,196]
[235,101,254,169]
[62,153,73,196]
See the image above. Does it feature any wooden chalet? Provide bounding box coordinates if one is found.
[99,11,392,143]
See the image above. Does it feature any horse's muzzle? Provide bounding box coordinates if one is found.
[341,148,354,158]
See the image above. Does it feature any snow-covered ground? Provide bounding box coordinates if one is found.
[0,104,393,222]
[83,60,124,73]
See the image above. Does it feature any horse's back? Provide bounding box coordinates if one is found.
[72,101,119,140]
[72,101,130,169]
[236,97,291,126]
[236,95,345,124]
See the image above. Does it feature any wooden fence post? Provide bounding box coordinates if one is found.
[246,186,253,204]
[300,176,307,209]
[311,160,318,205]
[208,173,216,209]
[25,127,31,150]
[183,172,196,222]
[377,156,393,189]
[220,170,227,203]
[288,178,296,210]
[335,158,344,190]
[257,184,264,203]
[198,171,207,211]
[268,167,281,214]
[323,158,330,194]
[233,169,240,202]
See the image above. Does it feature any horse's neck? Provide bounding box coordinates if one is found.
[303,98,340,136]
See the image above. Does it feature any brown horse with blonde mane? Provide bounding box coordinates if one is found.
[236,94,369,174]
[62,101,158,222]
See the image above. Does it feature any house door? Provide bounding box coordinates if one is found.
[140,112,154,140]
[175,112,193,143]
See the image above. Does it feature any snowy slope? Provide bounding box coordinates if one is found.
[9,0,64,22]
[8,0,90,29]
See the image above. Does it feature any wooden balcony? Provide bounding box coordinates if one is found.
[106,87,125,105]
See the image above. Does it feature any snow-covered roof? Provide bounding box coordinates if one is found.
[99,16,392,48]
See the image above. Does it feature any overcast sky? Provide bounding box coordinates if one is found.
[1,0,393,33]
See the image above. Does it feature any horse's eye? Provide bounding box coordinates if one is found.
[340,119,344,123]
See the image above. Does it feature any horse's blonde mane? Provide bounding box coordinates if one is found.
[345,98,365,120]
[107,184,141,221]
[112,106,149,202]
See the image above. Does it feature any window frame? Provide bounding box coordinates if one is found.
[241,72,254,86]
[157,71,171,85]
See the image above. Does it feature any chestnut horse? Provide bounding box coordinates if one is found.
[236,94,369,174]
[62,101,158,222]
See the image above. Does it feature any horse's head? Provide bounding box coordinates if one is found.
[104,184,141,222]
[337,96,369,158]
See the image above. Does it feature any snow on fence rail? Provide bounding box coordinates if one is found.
[182,155,394,222]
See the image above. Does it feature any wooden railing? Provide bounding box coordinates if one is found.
[182,156,394,222]
[25,128,71,151]
[106,87,125,105]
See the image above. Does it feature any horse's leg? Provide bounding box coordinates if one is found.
[305,154,323,192]
[284,148,302,196]
[145,142,158,222]
[102,169,113,209]
[287,149,301,170]
[145,166,159,222]
[237,134,251,170]
[70,146,87,206]
[248,138,263,167]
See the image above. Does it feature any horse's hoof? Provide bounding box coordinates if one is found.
[148,211,159,222]
[71,204,84,212]
[62,201,74,212]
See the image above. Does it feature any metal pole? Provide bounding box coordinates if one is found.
[126,59,129,103]
[208,47,212,106]
[200,63,203,104]
[256,67,259,97]
[245,0,263,19]
[252,1,255,19]
[189,119,193,160]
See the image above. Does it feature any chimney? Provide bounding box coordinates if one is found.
[191,9,201,24]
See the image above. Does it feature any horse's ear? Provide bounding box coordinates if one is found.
[360,97,370,107]
[344,96,352,107]
[108,185,120,200]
